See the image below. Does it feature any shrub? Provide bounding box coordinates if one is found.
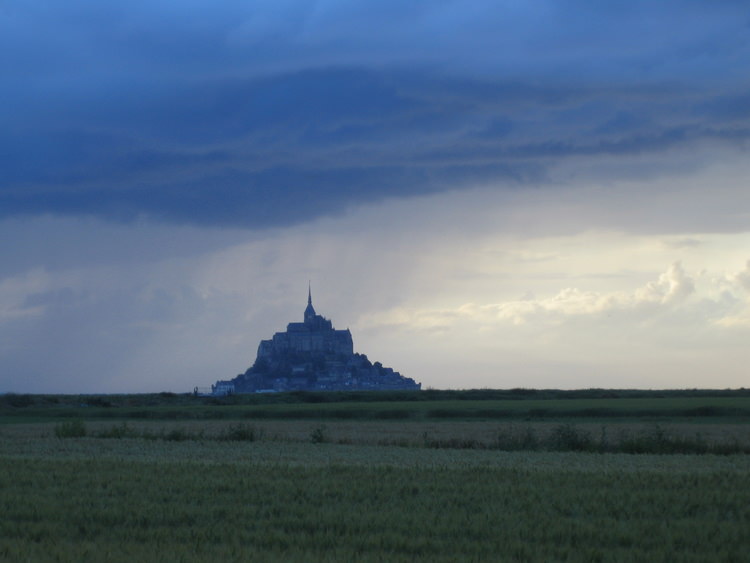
[619,424,710,455]
[54,420,87,438]
[94,423,139,439]
[423,436,481,449]
[475,409,512,419]
[427,409,469,418]
[548,424,594,452]
[163,428,195,441]
[310,425,328,444]
[374,409,411,419]
[495,426,539,451]
[217,424,257,442]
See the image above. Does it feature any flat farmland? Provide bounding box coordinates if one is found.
[1,390,749,561]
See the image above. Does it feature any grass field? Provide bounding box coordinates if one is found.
[4,390,750,423]
[1,391,749,561]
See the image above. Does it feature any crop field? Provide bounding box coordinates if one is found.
[1,391,749,561]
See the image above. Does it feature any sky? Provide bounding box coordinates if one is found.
[2,1,750,393]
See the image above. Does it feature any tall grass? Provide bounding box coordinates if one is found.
[419,423,750,455]
[1,456,748,562]
[51,422,260,443]
[47,419,750,455]
[53,419,86,438]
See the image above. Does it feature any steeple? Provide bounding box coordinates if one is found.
[304,281,316,323]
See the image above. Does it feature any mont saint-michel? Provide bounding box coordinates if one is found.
[213,288,420,394]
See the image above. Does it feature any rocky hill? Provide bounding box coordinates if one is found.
[213,288,420,394]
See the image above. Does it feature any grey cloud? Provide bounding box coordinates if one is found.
[2,2,750,229]
[733,261,750,292]
[667,238,703,249]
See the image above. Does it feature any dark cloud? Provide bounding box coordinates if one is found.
[696,93,750,122]
[2,2,749,229]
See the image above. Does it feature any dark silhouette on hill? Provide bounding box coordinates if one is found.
[213,286,420,394]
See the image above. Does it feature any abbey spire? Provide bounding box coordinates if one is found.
[304,281,316,323]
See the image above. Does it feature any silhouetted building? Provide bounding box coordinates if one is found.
[213,286,420,393]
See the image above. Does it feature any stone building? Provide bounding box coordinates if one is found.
[214,286,420,393]
[256,287,354,359]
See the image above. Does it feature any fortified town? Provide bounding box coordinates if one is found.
[213,287,421,393]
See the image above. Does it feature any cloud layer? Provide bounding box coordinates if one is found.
[3,2,750,228]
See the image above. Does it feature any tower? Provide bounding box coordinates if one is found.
[304,282,316,323]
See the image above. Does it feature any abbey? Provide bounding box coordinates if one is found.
[257,288,354,360]
[213,287,420,394]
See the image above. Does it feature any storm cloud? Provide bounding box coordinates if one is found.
[3,1,749,227]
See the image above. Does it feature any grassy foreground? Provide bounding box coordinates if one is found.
[1,391,749,561]
[1,452,749,562]
[1,426,749,561]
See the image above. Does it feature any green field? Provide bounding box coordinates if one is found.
[2,390,749,561]
[4,388,750,423]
